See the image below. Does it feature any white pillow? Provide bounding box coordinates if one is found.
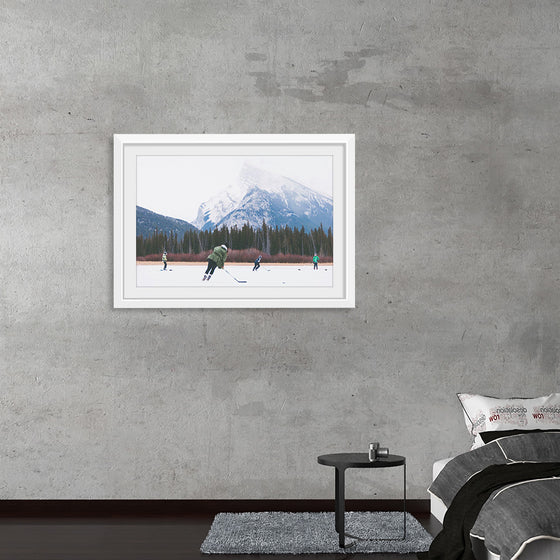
[457,393,560,447]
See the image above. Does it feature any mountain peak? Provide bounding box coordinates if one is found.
[193,163,332,232]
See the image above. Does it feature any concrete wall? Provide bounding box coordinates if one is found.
[1,1,558,500]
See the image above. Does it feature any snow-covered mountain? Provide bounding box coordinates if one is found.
[193,163,333,232]
[136,206,198,238]
[193,180,246,232]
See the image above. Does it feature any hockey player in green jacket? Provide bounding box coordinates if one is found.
[203,244,228,281]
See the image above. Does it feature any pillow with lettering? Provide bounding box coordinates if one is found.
[457,393,560,447]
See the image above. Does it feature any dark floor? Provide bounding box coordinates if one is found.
[0,513,441,560]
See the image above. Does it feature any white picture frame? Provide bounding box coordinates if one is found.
[113,134,354,308]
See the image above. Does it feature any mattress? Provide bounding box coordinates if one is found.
[429,457,451,525]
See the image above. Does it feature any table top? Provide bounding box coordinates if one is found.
[317,453,405,468]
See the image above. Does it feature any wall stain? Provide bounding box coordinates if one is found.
[515,321,560,377]
[246,46,504,112]
[247,71,282,97]
[246,46,384,106]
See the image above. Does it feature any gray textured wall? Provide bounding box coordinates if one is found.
[1,1,559,500]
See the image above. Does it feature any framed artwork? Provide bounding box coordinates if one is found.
[113,134,354,308]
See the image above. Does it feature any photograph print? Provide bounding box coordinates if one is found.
[114,134,354,308]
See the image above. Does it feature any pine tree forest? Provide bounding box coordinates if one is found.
[136,221,333,262]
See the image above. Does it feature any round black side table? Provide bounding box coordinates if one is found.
[317,453,406,548]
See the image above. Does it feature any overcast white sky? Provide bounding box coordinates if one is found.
[137,155,333,223]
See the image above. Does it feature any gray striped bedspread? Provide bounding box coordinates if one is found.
[429,432,560,559]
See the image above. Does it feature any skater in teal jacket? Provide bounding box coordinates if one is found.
[203,244,228,281]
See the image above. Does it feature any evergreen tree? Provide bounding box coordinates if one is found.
[136,220,333,258]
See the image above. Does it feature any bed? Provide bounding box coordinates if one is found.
[425,392,560,560]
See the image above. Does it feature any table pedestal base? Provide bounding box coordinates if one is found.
[333,462,406,548]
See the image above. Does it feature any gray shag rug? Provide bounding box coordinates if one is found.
[200,511,433,554]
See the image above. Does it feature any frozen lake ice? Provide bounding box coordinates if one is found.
[137,263,333,288]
